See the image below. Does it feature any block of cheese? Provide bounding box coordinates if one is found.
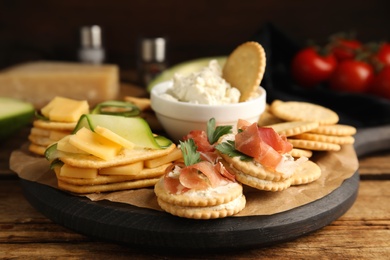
[0,61,119,109]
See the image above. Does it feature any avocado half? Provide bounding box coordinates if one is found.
[146,56,227,92]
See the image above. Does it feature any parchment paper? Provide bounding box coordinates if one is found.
[10,143,358,216]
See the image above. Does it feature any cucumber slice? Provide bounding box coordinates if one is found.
[91,100,141,117]
[73,114,171,149]
[0,97,34,139]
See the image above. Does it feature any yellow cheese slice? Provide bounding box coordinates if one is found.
[41,96,89,122]
[94,125,135,150]
[99,161,144,176]
[0,61,119,109]
[69,127,122,160]
[57,135,89,154]
[144,147,182,168]
[59,164,98,179]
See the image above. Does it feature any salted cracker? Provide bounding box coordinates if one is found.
[222,41,266,102]
[157,194,246,220]
[270,100,339,125]
[154,177,243,207]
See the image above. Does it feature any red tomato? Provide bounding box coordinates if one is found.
[291,47,337,88]
[329,60,374,93]
[369,66,390,99]
[331,39,362,61]
[375,43,390,66]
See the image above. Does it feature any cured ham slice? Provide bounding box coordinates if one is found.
[235,122,293,170]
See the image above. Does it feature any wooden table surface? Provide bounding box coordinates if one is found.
[1,126,390,259]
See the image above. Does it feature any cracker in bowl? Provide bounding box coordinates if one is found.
[223,41,266,102]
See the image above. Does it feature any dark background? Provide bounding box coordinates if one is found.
[0,0,389,71]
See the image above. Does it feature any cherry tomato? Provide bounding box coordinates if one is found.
[330,39,362,61]
[329,60,374,93]
[375,43,390,66]
[291,47,337,88]
[369,66,390,99]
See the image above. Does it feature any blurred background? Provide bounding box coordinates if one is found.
[0,0,388,73]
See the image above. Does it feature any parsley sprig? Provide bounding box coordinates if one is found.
[207,118,232,144]
[215,140,252,161]
[179,139,201,166]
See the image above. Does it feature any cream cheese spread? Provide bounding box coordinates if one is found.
[160,60,241,105]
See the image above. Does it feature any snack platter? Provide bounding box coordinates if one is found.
[11,40,390,251]
[19,125,390,251]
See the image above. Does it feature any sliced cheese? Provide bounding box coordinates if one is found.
[57,135,89,154]
[41,96,89,122]
[94,125,135,150]
[59,164,98,179]
[144,147,182,168]
[99,161,144,176]
[0,61,119,109]
[69,127,122,160]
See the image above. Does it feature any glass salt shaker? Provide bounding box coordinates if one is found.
[78,25,105,64]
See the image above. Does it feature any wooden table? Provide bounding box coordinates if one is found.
[1,127,390,259]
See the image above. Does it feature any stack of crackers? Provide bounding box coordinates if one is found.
[55,144,182,194]
[259,100,357,158]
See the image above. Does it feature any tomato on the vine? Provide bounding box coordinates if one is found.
[291,47,337,88]
[374,43,390,66]
[329,60,374,93]
[369,66,390,99]
[330,39,362,61]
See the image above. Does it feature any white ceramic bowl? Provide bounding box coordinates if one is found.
[150,81,266,143]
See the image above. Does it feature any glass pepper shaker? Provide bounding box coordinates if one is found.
[137,37,168,88]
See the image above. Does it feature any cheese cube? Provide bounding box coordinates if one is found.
[59,164,98,179]
[69,127,122,160]
[0,61,119,109]
[99,161,144,176]
[41,96,89,122]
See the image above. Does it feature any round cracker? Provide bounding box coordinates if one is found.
[267,121,319,137]
[287,138,341,152]
[222,41,266,102]
[309,124,357,136]
[28,143,47,156]
[289,148,313,158]
[157,194,246,219]
[290,160,321,186]
[234,170,292,192]
[270,101,339,125]
[219,153,290,181]
[293,133,355,145]
[154,177,243,207]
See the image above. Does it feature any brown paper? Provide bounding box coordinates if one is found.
[9,144,359,216]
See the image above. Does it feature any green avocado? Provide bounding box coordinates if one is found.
[0,97,35,140]
[146,56,227,92]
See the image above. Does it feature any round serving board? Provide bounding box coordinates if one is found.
[20,124,390,251]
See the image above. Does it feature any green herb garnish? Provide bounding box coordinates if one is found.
[179,139,201,166]
[207,118,232,144]
[215,140,252,161]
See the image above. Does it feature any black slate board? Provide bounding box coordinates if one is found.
[19,125,390,252]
